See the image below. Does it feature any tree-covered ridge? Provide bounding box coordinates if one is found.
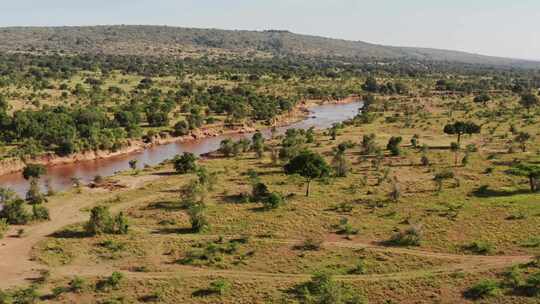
[1,25,540,68]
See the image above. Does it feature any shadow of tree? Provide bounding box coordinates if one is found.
[144,200,185,211]
[152,227,195,235]
[470,185,532,198]
[48,228,90,239]
[192,289,216,297]
[222,194,250,204]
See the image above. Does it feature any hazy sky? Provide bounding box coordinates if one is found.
[2,0,540,60]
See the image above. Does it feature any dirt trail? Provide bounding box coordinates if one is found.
[50,238,533,285]
[0,175,159,289]
[0,173,534,289]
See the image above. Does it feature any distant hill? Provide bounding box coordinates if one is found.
[0,25,538,68]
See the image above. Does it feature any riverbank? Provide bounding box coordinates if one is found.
[0,96,359,176]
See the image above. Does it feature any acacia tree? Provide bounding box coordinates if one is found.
[22,164,46,180]
[520,93,539,113]
[443,121,481,144]
[284,150,331,197]
[507,163,540,192]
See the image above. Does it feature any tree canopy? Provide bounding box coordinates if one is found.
[284,150,331,196]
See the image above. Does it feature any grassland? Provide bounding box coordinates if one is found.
[1,86,539,303]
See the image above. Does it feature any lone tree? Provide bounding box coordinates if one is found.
[284,150,331,197]
[251,131,265,158]
[22,164,46,180]
[386,136,403,156]
[173,152,198,174]
[443,121,481,144]
[507,163,540,192]
[520,93,539,113]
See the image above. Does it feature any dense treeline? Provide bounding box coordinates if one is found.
[2,52,540,82]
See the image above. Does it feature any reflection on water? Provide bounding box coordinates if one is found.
[0,101,362,196]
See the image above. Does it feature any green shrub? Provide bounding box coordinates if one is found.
[463,241,494,255]
[0,219,8,239]
[10,286,40,304]
[51,286,67,298]
[209,279,231,295]
[524,271,540,297]
[99,240,125,252]
[336,218,359,236]
[97,272,124,291]
[464,280,501,299]
[32,205,50,221]
[113,212,129,235]
[251,182,270,201]
[173,152,198,174]
[188,203,209,232]
[263,192,285,209]
[295,272,367,304]
[387,225,422,246]
[86,206,113,235]
[69,276,85,293]
[297,237,324,251]
[86,207,128,235]
[0,199,31,225]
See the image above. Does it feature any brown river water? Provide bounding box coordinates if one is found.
[0,101,362,197]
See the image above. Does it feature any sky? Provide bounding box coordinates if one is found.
[2,0,540,60]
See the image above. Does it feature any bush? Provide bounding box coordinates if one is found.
[10,286,40,304]
[336,218,359,236]
[348,258,367,275]
[32,205,50,221]
[22,164,46,180]
[188,203,209,232]
[251,182,270,201]
[86,206,113,235]
[0,219,8,239]
[85,206,129,236]
[209,279,231,295]
[387,225,422,246]
[51,286,68,298]
[464,280,501,299]
[0,199,31,225]
[463,241,494,255]
[297,237,324,251]
[386,136,403,156]
[173,152,198,174]
[173,120,190,136]
[524,271,540,296]
[69,276,85,293]
[295,272,366,304]
[113,212,129,235]
[263,192,285,209]
[97,272,124,291]
[26,179,46,205]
